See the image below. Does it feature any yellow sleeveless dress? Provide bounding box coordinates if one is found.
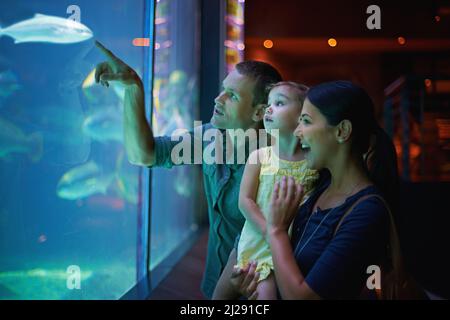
[236,146,319,281]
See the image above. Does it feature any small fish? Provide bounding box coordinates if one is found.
[0,13,93,44]
[8,104,91,165]
[56,161,115,200]
[0,117,43,162]
[57,174,115,200]
[57,160,99,185]
[82,109,123,143]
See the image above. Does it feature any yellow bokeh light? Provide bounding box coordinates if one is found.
[328,38,337,47]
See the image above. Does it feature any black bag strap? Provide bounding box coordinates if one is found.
[333,193,406,299]
[332,194,383,237]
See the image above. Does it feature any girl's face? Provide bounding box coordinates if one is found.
[294,98,338,170]
[264,85,303,135]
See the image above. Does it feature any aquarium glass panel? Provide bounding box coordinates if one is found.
[149,0,202,272]
[0,0,151,299]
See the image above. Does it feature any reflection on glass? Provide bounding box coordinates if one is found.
[225,0,244,74]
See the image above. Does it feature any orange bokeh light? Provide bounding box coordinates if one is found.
[328,38,337,47]
[133,38,150,47]
[263,40,273,49]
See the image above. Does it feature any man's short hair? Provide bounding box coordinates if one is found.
[235,61,283,107]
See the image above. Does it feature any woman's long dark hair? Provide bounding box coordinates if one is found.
[307,81,399,211]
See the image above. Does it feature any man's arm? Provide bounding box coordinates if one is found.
[123,81,156,166]
[95,41,155,166]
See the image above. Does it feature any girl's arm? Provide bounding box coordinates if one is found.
[239,149,266,235]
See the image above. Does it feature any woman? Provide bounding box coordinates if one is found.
[232,80,399,299]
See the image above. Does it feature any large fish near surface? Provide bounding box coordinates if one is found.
[0,13,93,44]
[0,117,43,162]
[56,161,115,200]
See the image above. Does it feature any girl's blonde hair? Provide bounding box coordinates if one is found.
[266,81,310,106]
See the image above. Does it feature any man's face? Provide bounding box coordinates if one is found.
[210,69,258,130]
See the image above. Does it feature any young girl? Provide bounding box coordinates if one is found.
[212,82,320,300]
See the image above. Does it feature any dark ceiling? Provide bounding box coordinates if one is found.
[244,0,450,55]
[245,0,450,39]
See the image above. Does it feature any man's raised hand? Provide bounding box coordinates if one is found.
[95,40,141,87]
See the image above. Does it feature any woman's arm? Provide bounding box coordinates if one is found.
[269,229,321,299]
[267,177,389,300]
[238,149,266,235]
[267,177,321,300]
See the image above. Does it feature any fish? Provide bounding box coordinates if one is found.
[56,161,115,200]
[0,268,93,280]
[58,160,100,185]
[0,117,43,162]
[8,104,91,165]
[82,109,123,143]
[56,174,115,200]
[0,13,93,44]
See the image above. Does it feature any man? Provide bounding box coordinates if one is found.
[95,41,282,298]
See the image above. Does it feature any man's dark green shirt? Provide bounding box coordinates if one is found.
[150,123,248,299]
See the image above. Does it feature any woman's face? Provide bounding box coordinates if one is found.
[294,98,337,170]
